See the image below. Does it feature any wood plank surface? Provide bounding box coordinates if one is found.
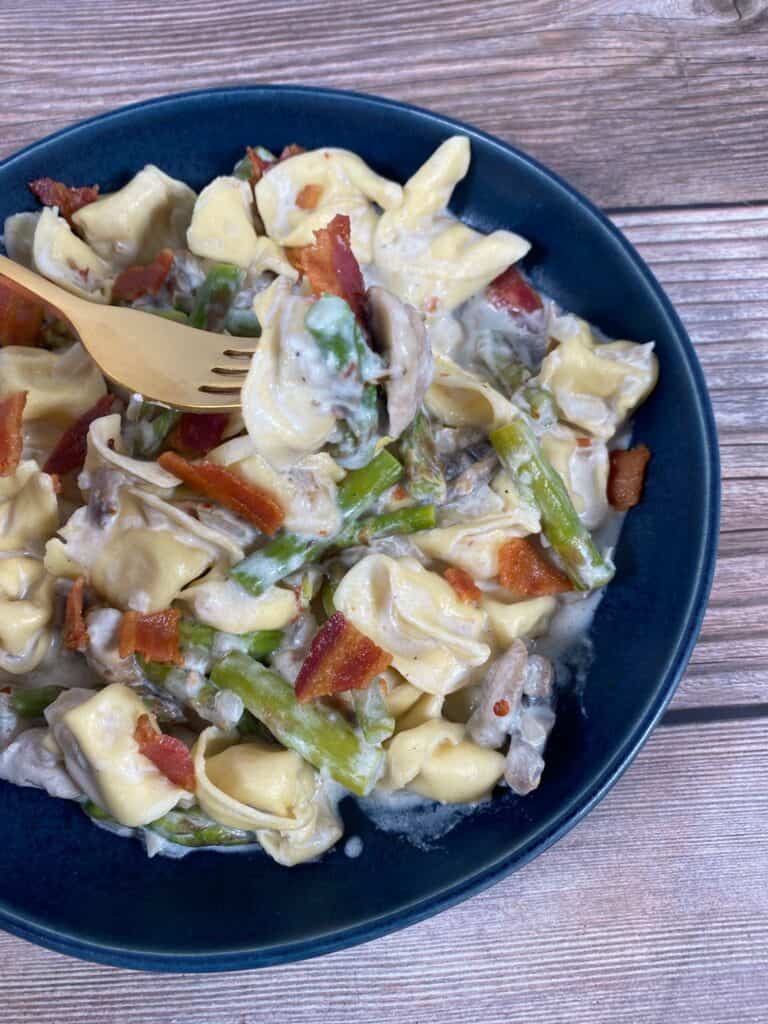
[0,0,767,208]
[0,1,766,1019]
[1,718,765,1024]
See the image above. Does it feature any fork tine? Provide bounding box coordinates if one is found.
[222,347,257,358]
[210,365,249,377]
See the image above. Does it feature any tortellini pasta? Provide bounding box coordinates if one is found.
[46,685,186,827]
[0,462,58,555]
[384,719,504,803]
[72,164,196,268]
[426,353,515,429]
[186,176,297,276]
[177,573,297,633]
[333,554,491,695]
[482,595,558,646]
[540,424,609,529]
[2,211,39,267]
[255,148,402,262]
[0,342,106,427]
[538,314,658,439]
[0,556,54,673]
[374,136,530,313]
[82,413,179,494]
[32,208,112,301]
[241,278,336,468]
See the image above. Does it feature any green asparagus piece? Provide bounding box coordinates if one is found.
[232,145,276,180]
[82,799,111,822]
[399,410,447,503]
[329,384,380,467]
[353,684,395,745]
[225,306,261,337]
[190,263,244,332]
[231,449,403,595]
[491,420,615,590]
[9,685,64,718]
[522,385,558,427]
[320,578,338,619]
[334,503,436,548]
[211,652,385,796]
[127,400,181,458]
[476,330,531,396]
[178,620,283,660]
[146,806,256,847]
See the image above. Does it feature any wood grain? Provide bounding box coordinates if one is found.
[1,0,768,207]
[1,718,765,1024]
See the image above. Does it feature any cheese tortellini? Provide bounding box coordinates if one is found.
[32,208,113,302]
[0,462,58,555]
[0,556,55,673]
[0,343,106,427]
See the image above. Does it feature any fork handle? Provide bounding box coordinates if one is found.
[0,253,91,324]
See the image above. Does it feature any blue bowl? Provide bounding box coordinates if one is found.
[0,86,719,971]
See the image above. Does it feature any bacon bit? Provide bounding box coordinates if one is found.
[576,437,592,448]
[111,249,174,303]
[279,143,305,160]
[0,284,44,347]
[296,183,322,210]
[498,537,573,597]
[493,699,510,717]
[43,394,116,475]
[487,266,543,315]
[608,444,651,511]
[295,612,392,703]
[289,213,367,326]
[63,576,89,652]
[118,608,183,665]
[134,713,195,791]
[166,412,229,457]
[246,146,276,184]
[28,178,99,224]
[0,391,27,477]
[158,451,284,535]
[444,567,481,604]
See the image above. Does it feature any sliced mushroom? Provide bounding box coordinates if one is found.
[367,285,432,439]
[466,639,528,749]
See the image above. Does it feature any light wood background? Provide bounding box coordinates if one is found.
[1,1,767,1020]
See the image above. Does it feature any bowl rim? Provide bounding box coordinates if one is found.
[0,83,720,972]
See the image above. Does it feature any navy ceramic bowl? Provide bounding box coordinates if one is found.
[0,86,719,971]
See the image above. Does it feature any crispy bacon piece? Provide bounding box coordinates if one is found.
[608,444,651,511]
[167,412,229,457]
[498,537,572,597]
[0,391,27,477]
[28,177,99,224]
[63,576,89,652]
[246,146,275,183]
[118,608,183,666]
[289,213,367,325]
[0,284,44,347]
[158,451,284,535]
[487,266,543,315]
[295,612,392,704]
[444,567,481,604]
[111,249,174,303]
[296,184,322,210]
[134,713,195,791]
[43,394,116,475]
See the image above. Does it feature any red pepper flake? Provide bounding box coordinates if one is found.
[167,412,229,457]
[134,713,195,791]
[608,445,651,511]
[111,249,174,303]
[63,576,89,652]
[118,608,183,665]
[444,567,481,604]
[289,213,367,326]
[425,296,439,315]
[295,183,322,210]
[294,612,392,703]
[43,394,116,475]
[28,178,99,225]
[498,537,572,597]
[576,437,592,448]
[158,451,284,535]
[0,391,27,477]
[487,266,543,315]
[493,699,510,717]
[0,284,44,347]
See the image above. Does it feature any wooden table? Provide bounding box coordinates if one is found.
[1,2,766,1020]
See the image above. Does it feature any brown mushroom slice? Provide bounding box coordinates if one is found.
[367,285,432,439]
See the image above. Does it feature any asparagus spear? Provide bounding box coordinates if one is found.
[147,806,256,847]
[521,385,558,427]
[232,145,276,180]
[125,400,181,458]
[231,449,403,596]
[211,652,384,796]
[476,330,531,396]
[9,685,64,718]
[353,683,395,745]
[225,306,261,337]
[491,420,614,590]
[333,503,436,548]
[190,263,244,332]
[178,620,283,661]
[398,410,447,503]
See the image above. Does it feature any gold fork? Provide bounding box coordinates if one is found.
[0,255,252,411]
